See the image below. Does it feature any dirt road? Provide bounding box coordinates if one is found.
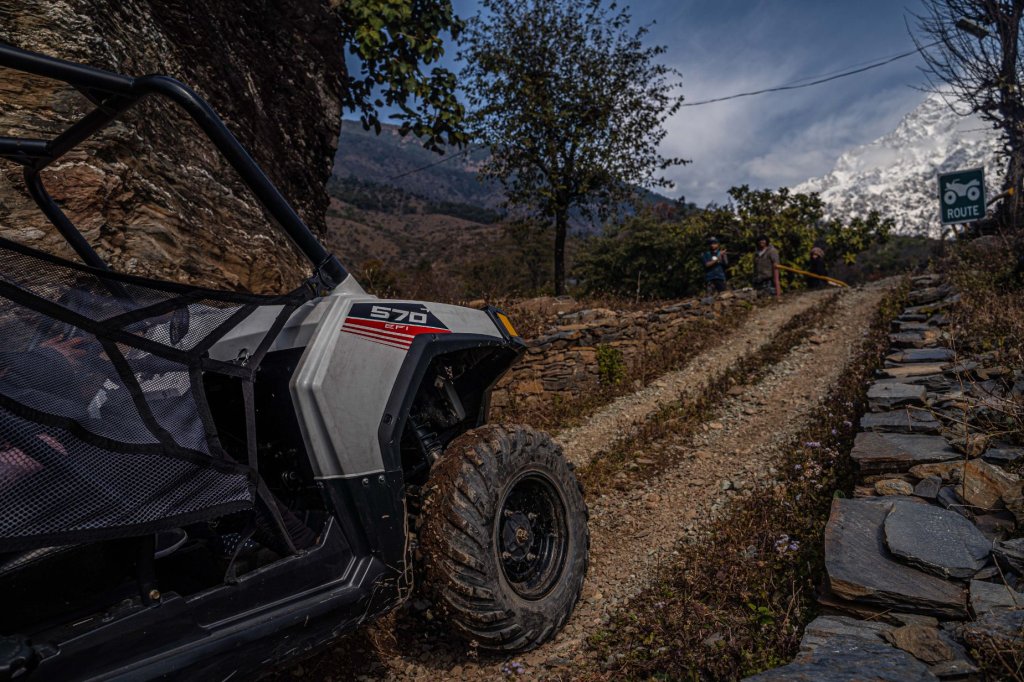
[284,282,894,681]
[558,289,834,467]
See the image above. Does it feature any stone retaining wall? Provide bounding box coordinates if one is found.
[748,274,1024,681]
[491,293,751,411]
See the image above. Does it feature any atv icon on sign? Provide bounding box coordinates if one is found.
[938,167,986,225]
[943,179,981,206]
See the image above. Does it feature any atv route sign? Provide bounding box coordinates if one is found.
[938,167,985,225]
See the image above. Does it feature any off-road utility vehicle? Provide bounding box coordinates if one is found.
[0,44,589,681]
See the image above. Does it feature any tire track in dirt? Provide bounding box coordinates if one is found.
[369,281,894,681]
[558,289,834,468]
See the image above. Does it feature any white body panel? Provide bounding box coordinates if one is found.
[205,275,504,480]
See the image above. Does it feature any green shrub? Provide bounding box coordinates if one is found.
[596,344,626,386]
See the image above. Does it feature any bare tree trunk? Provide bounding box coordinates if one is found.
[0,0,344,293]
[553,210,567,296]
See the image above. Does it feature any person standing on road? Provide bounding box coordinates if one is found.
[700,236,729,295]
[753,235,781,300]
[807,246,828,289]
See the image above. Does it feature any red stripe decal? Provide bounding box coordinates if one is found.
[341,327,410,349]
[344,317,451,337]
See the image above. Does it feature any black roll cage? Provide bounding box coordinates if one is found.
[0,42,347,291]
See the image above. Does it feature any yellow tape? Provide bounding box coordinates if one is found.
[774,263,848,287]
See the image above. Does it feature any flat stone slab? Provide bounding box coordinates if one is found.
[909,286,953,306]
[894,321,933,333]
[851,433,961,475]
[890,332,940,349]
[880,364,948,380]
[993,538,1024,573]
[743,635,938,681]
[973,512,1016,542]
[799,615,893,653]
[825,498,967,618]
[970,580,1024,615]
[883,502,992,579]
[868,383,927,411]
[936,486,974,519]
[914,476,942,500]
[983,447,1024,465]
[958,459,1019,512]
[860,410,941,435]
[958,609,1024,654]
[887,349,956,364]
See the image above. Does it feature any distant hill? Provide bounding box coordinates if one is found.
[326,120,675,300]
[333,120,500,208]
[332,119,677,217]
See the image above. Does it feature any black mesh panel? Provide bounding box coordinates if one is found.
[0,237,309,551]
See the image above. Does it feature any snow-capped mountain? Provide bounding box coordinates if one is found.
[793,91,1002,236]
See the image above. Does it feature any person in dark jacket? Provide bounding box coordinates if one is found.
[700,236,728,294]
[807,246,828,289]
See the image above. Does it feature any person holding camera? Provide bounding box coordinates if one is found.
[700,236,729,295]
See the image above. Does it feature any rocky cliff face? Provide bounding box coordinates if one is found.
[0,1,343,292]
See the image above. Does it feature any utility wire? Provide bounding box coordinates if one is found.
[389,143,485,180]
[387,41,942,179]
[681,40,941,107]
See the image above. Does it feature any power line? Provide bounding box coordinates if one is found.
[389,143,485,180]
[681,41,940,107]
[387,42,942,179]
[776,45,936,87]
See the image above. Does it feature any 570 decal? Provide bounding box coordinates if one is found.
[367,305,430,325]
[341,302,450,350]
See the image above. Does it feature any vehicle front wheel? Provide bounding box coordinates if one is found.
[419,424,589,652]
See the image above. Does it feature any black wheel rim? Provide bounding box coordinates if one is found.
[496,471,568,600]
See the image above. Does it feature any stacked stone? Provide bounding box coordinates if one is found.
[748,275,1024,681]
[491,292,753,409]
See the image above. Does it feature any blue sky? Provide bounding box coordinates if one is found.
[444,0,932,206]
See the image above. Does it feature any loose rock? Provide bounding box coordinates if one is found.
[886,349,956,364]
[876,479,914,496]
[742,635,938,681]
[982,447,1024,465]
[860,410,941,435]
[882,503,992,579]
[851,433,960,475]
[969,579,1024,616]
[798,615,894,653]
[913,476,942,500]
[824,499,967,618]
[884,625,953,664]
[867,383,927,411]
[958,459,1018,512]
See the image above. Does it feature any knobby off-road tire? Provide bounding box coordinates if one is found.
[419,424,589,652]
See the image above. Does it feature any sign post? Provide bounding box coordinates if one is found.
[938,167,986,225]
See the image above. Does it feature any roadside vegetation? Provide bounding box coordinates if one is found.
[577,187,893,300]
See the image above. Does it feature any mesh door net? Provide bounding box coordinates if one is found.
[0,237,309,551]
